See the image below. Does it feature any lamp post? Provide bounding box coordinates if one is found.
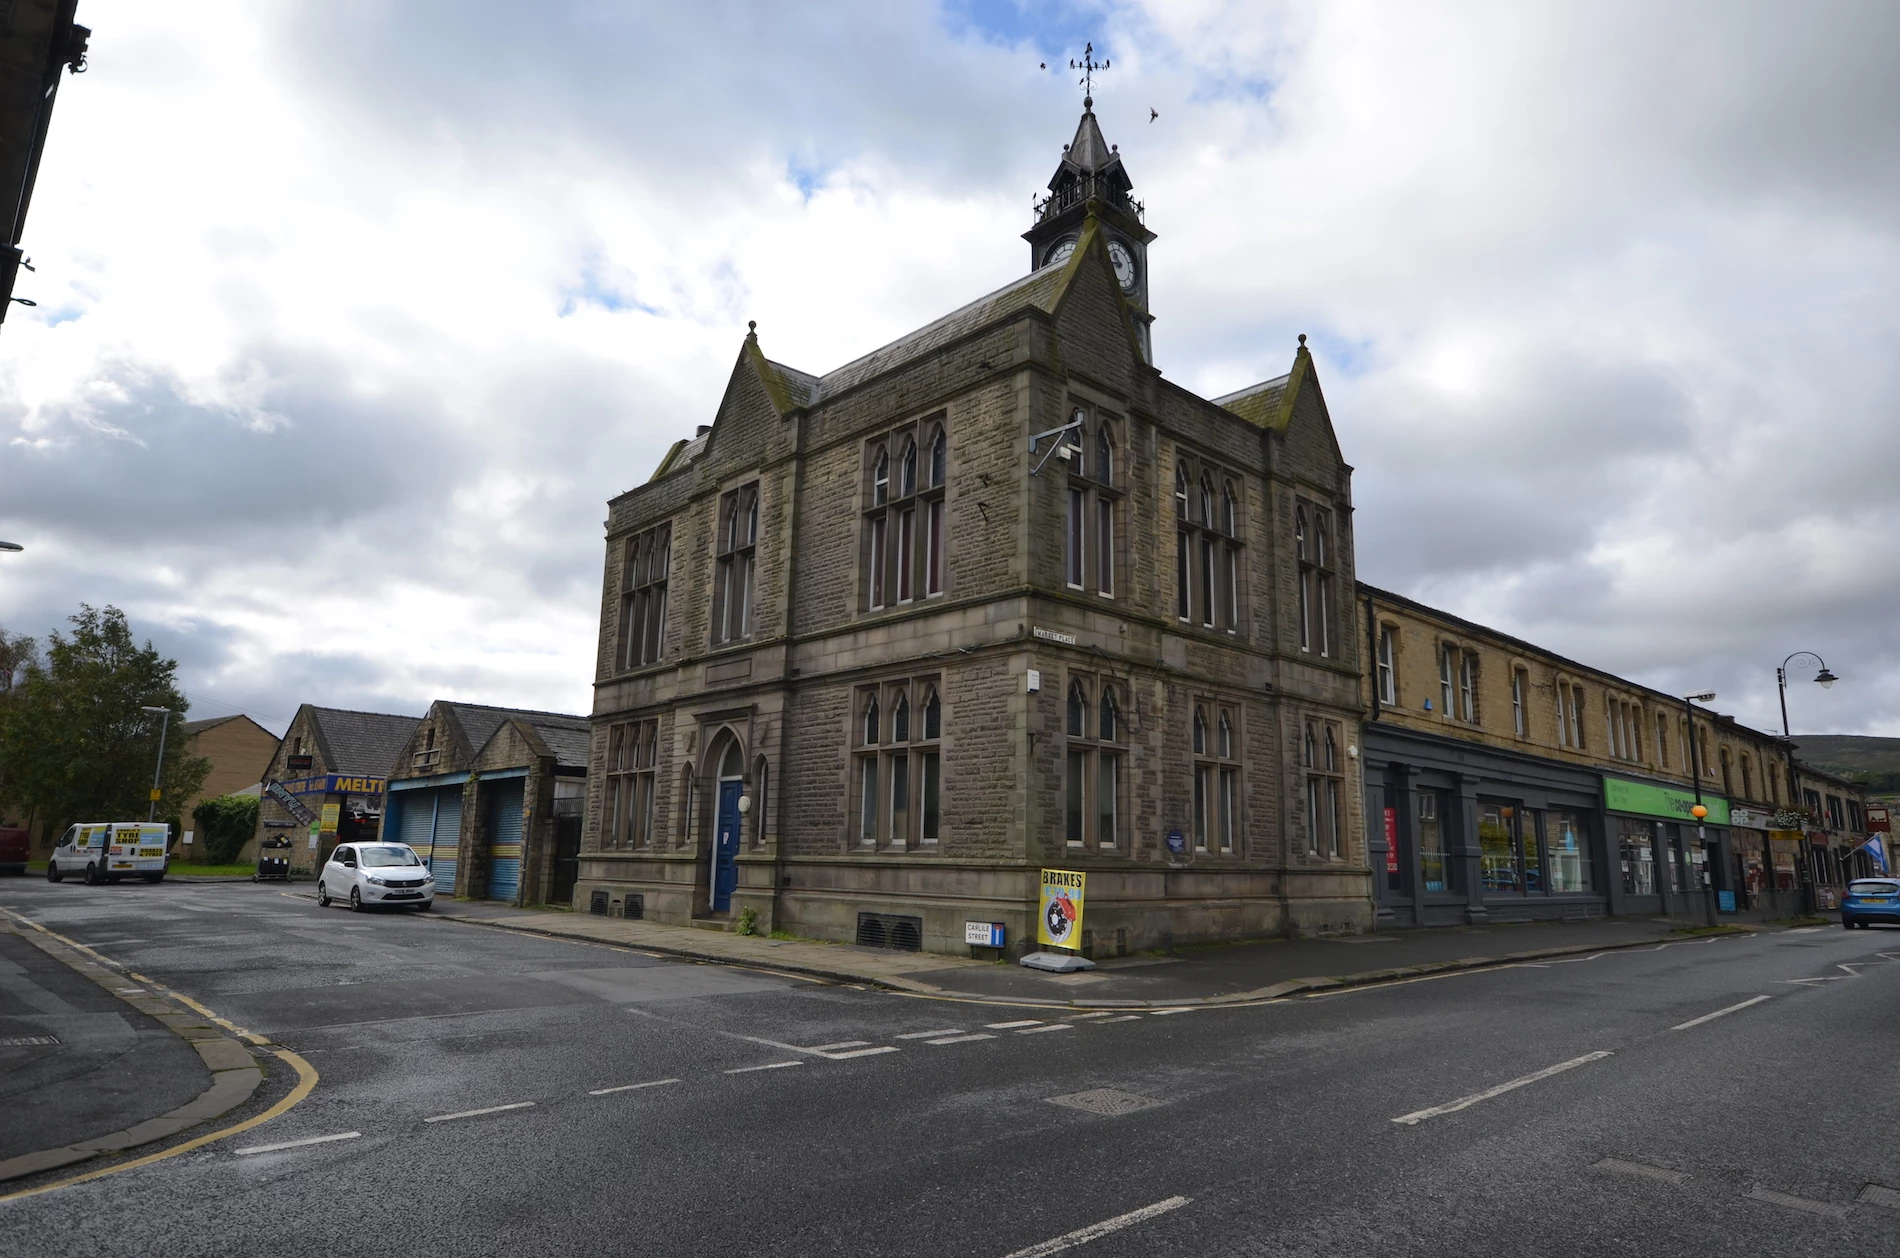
[1776,651,1838,901]
[1681,692,1716,922]
[141,706,171,822]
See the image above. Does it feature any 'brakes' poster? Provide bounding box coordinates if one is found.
[1037,868,1086,949]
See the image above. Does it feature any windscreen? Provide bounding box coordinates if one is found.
[360,845,421,868]
[1848,880,1899,895]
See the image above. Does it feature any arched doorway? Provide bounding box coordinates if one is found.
[707,734,744,913]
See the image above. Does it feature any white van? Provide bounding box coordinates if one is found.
[47,822,170,885]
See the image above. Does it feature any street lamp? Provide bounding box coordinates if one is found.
[1681,691,1716,806]
[1776,651,1837,804]
[141,706,171,823]
[0,541,21,552]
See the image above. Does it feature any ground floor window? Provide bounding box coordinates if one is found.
[1547,809,1593,892]
[1418,790,1449,892]
[1619,818,1657,895]
[1478,800,1521,893]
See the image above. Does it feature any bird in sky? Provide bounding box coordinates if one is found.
[1150,107,1159,123]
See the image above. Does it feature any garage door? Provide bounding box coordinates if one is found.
[430,790,462,895]
[486,780,524,903]
[397,792,434,866]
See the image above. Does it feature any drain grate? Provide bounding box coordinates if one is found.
[1045,1088,1160,1116]
[0,1035,59,1048]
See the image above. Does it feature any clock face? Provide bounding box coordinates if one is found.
[1107,240,1138,293]
[1045,237,1077,268]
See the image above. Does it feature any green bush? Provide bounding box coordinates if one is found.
[192,795,259,865]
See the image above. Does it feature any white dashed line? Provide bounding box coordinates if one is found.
[1392,1052,1612,1125]
[1092,1015,1143,1023]
[725,1060,804,1074]
[589,1078,682,1096]
[820,1046,900,1059]
[235,1131,362,1156]
[1149,1007,1196,1016]
[986,1020,1044,1029]
[895,1029,965,1039]
[1743,1186,1848,1219]
[1670,995,1770,1031]
[1016,1023,1074,1034]
[802,1040,871,1053]
[926,1033,996,1045]
[1001,1195,1193,1257]
[424,1102,536,1123]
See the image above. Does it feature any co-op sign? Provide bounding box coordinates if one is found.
[279,775,387,798]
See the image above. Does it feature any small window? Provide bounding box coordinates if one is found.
[892,692,910,742]
[1175,466,1189,519]
[923,687,941,740]
[1096,427,1113,483]
[928,426,947,488]
[873,450,889,505]
[1100,689,1119,742]
[1222,481,1237,537]
[862,697,879,746]
[1218,712,1233,759]
[1067,682,1087,739]
[1193,706,1208,756]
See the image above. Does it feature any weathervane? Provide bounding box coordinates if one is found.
[1071,42,1109,105]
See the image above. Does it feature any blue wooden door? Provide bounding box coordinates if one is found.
[712,781,742,912]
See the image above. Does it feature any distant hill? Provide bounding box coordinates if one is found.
[1791,735,1900,794]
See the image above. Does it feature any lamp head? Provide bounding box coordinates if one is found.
[141,706,170,714]
[737,795,751,815]
[1684,691,1717,704]
[1691,804,1708,820]
[1814,668,1837,689]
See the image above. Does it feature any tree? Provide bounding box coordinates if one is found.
[192,795,259,865]
[0,605,209,837]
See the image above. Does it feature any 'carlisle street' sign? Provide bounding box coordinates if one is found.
[1038,868,1087,949]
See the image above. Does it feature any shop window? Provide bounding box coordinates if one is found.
[1547,809,1592,892]
[864,418,948,611]
[1619,818,1657,895]
[711,485,758,645]
[616,522,671,669]
[1417,791,1449,892]
[1479,800,1522,893]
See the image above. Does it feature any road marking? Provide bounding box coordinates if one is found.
[987,1020,1044,1029]
[725,1060,803,1074]
[895,1029,965,1039]
[1593,1157,1689,1185]
[1071,1012,1122,1019]
[1858,1183,1900,1211]
[1149,1007,1196,1016]
[1093,1015,1143,1023]
[1743,1186,1848,1219]
[802,1040,871,1053]
[1670,995,1771,1031]
[1783,926,1823,934]
[1016,1023,1074,1034]
[1001,1194,1192,1257]
[235,1131,361,1156]
[589,1078,681,1096]
[423,1102,536,1123]
[820,1046,900,1059]
[1392,1051,1612,1125]
[926,1033,996,1045]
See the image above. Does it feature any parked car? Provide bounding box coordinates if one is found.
[1842,878,1900,929]
[315,842,434,911]
[0,827,28,875]
[46,823,169,884]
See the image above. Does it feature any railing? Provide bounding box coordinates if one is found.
[1035,173,1143,224]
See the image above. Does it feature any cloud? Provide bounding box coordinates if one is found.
[2,0,1896,743]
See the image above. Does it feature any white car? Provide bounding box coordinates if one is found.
[316,842,435,911]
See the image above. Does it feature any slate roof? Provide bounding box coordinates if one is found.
[1211,373,1292,428]
[180,714,242,737]
[438,702,590,770]
[306,707,422,778]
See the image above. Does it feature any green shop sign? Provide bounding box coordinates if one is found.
[1603,777,1730,825]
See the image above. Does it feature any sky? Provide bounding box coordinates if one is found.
[2,0,1896,741]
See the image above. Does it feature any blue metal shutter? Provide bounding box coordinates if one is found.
[431,790,462,895]
[486,781,524,903]
[398,793,433,865]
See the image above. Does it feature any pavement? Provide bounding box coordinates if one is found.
[429,897,1693,1007]
[4,878,1897,1257]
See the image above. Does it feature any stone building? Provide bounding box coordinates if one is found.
[251,704,419,867]
[577,100,1369,954]
[1358,584,1865,924]
[174,714,278,860]
[380,701,589,907]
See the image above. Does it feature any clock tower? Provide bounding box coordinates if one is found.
[1024,96,1157,362]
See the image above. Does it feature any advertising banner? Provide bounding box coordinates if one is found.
[1383,808,1399,874]
[1037,868,1086,949]
[320,803,341,834]
[1868,806,1891,834]
[1603,777,1731,826]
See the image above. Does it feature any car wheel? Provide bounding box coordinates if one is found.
[349,887,363,912]
[414,901,432,912]
[46,862,61,883]
[316,882,330,907]
[84,862,100,886]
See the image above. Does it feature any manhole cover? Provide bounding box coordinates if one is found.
[1046,1088,1160,1116]
[0,1035,59,1048]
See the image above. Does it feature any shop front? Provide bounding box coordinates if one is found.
[1601,776,1731,922]
[1364,727,1609,928]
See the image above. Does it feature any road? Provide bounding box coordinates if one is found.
[2,878,1897,1256]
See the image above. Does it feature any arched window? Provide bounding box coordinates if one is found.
[1067,682,1088,739]
[1315,517,1329,568]
[1218,712,1233,760]
[1100,688,1119,742]
[744,489,759,546]
[862,697,879,746]
[1193,706,1208,756]
[922,687,941,740]
[1324,727,1337,773]
[1096,427,1114,483]
[1199,474,1214,526]
[900,440,917,497]
[1222,481,1237,537]
[928,426,946,488]
[1175,466,1189,519]
[1303,721,1317,769]
[1295,508,1309,563]
[719,739,743,780]
[872,449,889,505]
[892,692,910,742]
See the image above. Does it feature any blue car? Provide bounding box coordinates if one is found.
[1842,879,1900,929]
